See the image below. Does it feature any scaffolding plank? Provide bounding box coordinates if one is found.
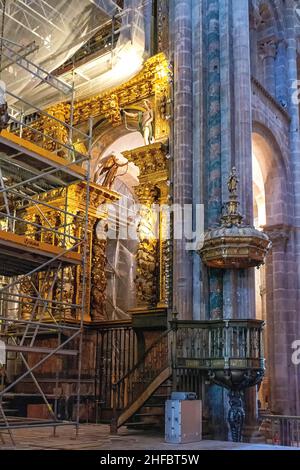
[3,345,78,356]
[0,229,81,276]
[0,130,86,184]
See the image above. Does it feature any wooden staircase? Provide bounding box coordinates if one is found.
[125,379,173,430]
[110,329,173,433]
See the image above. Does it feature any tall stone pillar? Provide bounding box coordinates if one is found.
[203,0,257,439]
[232,0,257,431]
[231,0,255,317]
[282,1,300,416]
[171,0,193,320]
[206,0,223,323]
[264,226,293,414]
[249,6,261,79]
[203,0,226,440]
[275,40,288,107]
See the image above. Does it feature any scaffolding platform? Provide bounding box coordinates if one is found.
[0,129,86,187]
[0,229,82,276]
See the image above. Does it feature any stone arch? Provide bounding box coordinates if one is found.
[90,123,145,321]
[252,121,297,415]
[252,121,292,227]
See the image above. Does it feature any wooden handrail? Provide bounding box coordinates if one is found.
[112,327,173,388]
[111,328,173,433]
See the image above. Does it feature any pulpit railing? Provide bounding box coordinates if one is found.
[110,319,265,434]
[171,319,265,372]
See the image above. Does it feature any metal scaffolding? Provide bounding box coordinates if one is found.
[0,38,92,447]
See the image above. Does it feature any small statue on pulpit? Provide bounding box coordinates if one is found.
[227,167,239,195]
[121,99,154,146]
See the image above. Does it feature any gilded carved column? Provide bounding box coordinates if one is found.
[69,184,119,322]
[135,183,159,307]
[123,142,170,311]
[19,212,39,320]
[90,223,107,321]
[156,181,171,308]
[20,276,36,321]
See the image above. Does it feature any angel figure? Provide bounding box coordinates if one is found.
[121,99,154,146]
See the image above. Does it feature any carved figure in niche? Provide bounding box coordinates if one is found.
[121,99,154,146]
[0,80,9,130]
[227,167,238,195]
[93,152,128,189]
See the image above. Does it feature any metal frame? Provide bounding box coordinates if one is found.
[0,44,92,447]
[0,0,67,42]
[89,0,122,17]
[1,38,72,95]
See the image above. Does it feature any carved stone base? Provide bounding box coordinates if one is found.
[228,391,245,442]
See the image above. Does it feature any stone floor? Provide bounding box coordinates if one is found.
[0,424,298,450]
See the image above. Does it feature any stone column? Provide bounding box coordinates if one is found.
[264,226,293,414]
[259,40,278,98]
[286,1,300,416]
[249,6,261,79]
[275,40,288,107]
[192,0,204,320]
[171,0,193,320]
[206,0,223,321]
[203,0,226,441]
[232,0,257,432]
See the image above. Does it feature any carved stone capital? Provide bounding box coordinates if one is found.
[259,39,279,60]
[263,224,292,245]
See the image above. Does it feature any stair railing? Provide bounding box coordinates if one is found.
[111,327,174,433]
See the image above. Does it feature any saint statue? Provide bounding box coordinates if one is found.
[93,152,128,189]
[121,99,154,146]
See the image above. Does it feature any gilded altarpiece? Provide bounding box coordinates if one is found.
[19,183,119,322]
[20,53,171,146]
[18,52,172,322]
